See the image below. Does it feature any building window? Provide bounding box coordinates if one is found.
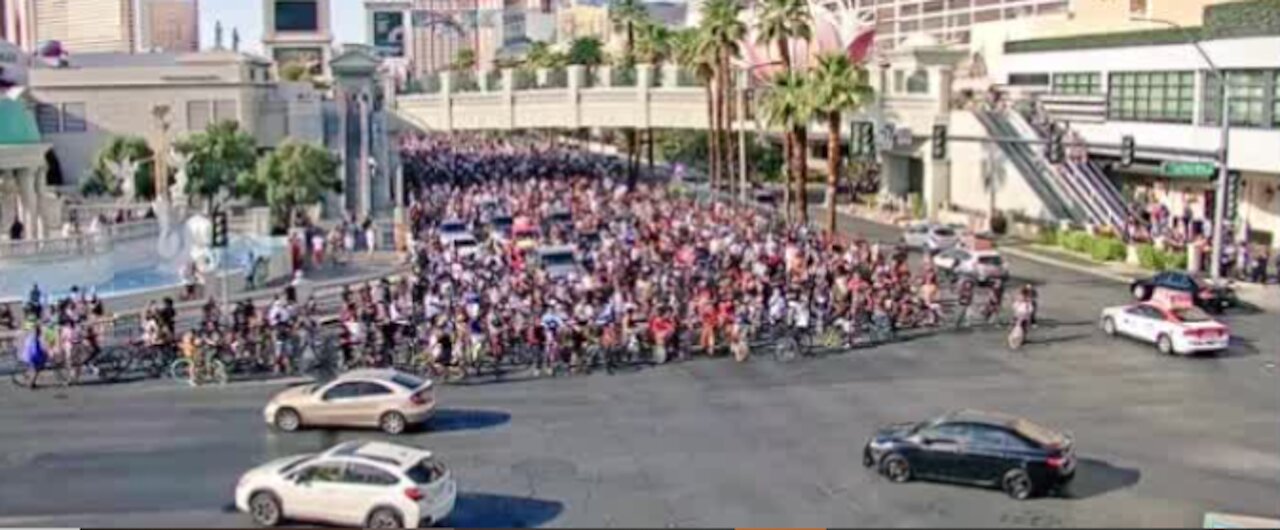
[61,103,87,132]
[214,100,238,124]
[974,9,1000,23]
[894,70,905,93]
[1052,72,1101,95]
[188,100,212,131]
[1038,1,1069,15]
[1203,70,1275,128]
[1009,73,1050,86]
[1108,71,1194,123]
[906,69,929,94]
[947,0,970,7]
[901,3,919,16]
[1129,0,1148,17]
[922,0,943,13]
[35,104,61,134]
[1273,72,1280,127]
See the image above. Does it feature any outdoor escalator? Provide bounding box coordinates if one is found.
[973,109,1083,223]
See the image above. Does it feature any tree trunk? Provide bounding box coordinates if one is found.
[647,128,655,175]
[783,130,794,221]
[714,65,727,193]
[795,125,809,223]
[826,113,841,234]
[723,53,738,198]
[706,82,720,188]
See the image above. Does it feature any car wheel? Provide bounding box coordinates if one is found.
[379,411,408,435]
[1132,285,1149,300]
[273,408,301,432]
[1156,334,1174,356]
[366,507,404,529]
[1102,317,1117,336]
[881,453,912,483]
[248,491,283,527]
[1002,468,1034,500]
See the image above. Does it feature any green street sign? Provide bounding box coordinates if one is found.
[1160,161,1217,178]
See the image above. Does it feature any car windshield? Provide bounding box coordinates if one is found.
[440,222,466,234]
[493,217,513,229]
[1170,307,1213,323]
[1011,418,1067,448]
[390,373,425,390]
[280,455,315,474]
[933,228,956,237]
[543,252,575,267]
[978,256,1003,266]
[455,239,478,249]
[405,458,448,484]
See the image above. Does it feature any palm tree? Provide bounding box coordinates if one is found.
[452,48,477,71]
[810,52,873,232]
[609,0,649,65]
[635,21,672,65]
[700,0,746,192]
[760,70,812,221]
[756,0,811,72]
[525,41,554,68]
[567,36,606,74]
[673,29,718,183]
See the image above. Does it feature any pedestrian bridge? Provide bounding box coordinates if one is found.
[392,64,951,136]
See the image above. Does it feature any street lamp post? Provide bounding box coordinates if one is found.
[1133,16,1231,283]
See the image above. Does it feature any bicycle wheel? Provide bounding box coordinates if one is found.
[207,359,229,385]
[168,358,193,382]
[773,336,798,363]
[92,347,132,383]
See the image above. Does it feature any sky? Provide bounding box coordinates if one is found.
[198,0,367,54]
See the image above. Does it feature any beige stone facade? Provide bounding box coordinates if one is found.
[27,50,324,189]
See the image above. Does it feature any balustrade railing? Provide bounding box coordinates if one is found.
[0,219,159,260]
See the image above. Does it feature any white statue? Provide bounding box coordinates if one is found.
[167,149,192,204]
[105,157,141,201]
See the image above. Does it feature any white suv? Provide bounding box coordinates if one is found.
[235,441,457,528]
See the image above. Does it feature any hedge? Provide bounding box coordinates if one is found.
[1136,244,1189,271]
[1089,237,1127,262]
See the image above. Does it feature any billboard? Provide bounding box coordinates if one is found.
[372,11,405,57]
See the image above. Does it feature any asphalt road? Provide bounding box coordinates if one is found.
[0,213,1277,528]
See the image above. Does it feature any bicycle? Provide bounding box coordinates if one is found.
[168,347,229,386]
[773,325,814,363]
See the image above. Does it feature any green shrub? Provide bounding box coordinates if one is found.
[1089,236,1127,262]
[1137,243,1163,270]
[1037,225,1060,246]
[1062,231,1092,253]
[1162,249,1188,271]
[909,193,924,219]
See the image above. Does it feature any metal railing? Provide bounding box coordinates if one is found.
[0,219,159,260]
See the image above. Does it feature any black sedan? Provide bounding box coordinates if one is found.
[862,410,1076,500]
[1129,271,1235,313]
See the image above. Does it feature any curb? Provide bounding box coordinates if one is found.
[1000,246,1135,284]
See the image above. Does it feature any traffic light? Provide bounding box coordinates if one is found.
[1046,132,1065,164]
[931,124,947,160]
[1120,135,1135,167]
[211,210,229,248]
[850,121,876,159]
[1224,170,1242,222]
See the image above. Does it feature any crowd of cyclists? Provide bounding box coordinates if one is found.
[9,133,1038,389]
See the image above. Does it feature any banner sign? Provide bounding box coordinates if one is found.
[373,11,405,57]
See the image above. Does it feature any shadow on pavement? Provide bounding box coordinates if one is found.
[424,408,512,433]
[1059,457,1141,500]
[1030,333,1091,346]
[442,492,564,528]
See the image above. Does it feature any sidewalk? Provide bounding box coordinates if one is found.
[831,204,1279,313]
